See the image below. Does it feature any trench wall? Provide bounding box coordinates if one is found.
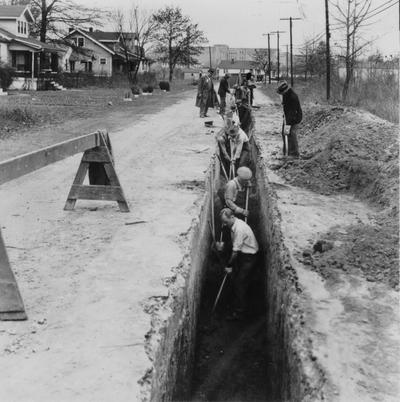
[251,135,329,401]
[146,157,221,402]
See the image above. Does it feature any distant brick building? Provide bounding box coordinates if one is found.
[198,44,269,70]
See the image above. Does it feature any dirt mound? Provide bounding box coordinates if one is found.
[278,105,399,211]
[272,104,399,289]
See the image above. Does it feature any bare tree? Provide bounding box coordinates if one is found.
[152,6,206,82]
[112,6,156,85]
[28,0,104,42]
[332,0,372,100]
[252,49,269,83]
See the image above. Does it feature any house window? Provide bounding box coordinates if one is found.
[78,37,85,47]
[17,21,20,33]
[100,58,106,65]
[23,22,27,34]
[69,61,75,72]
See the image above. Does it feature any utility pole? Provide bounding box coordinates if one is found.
[262,33,274,84]
[280,17,301,87]
[324,0,331,100]
[286,44,289,78]
[270,30,285,82]
[209,45,212,69]
[305,46,308,81]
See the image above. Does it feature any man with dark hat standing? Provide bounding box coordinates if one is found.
[277,81,302,157]
[218,72,231,115]
[196,68,216,118]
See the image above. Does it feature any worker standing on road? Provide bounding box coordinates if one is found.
[196,68,216,118]
[245,69,256,106]
[218,73,231,116]
[224,167,252,219]
[217,208,259,321]
[277,81,302,157]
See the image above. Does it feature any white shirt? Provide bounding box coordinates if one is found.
[231,218,259,254]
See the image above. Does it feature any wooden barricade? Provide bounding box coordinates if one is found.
[64,131,129,212]
[0,129,129,320]
[0,230,27,321]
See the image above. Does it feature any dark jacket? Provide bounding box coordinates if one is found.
[282,88,302,125]
[196,75,216,108]
[218,76,230,97]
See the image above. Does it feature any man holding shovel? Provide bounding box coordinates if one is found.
[216,208,259,321]
[277,81,302,157]
[224,166,252,220]
[217,121,250,176]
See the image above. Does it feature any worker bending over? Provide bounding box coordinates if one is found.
[217,120,251,174]
[224,166,252,219]
[217,208,259,321]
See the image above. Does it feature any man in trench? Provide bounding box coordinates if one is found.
[224,166,252,219]
[217,120,251,175]
[277,81,302,157]
[217,208,259,321]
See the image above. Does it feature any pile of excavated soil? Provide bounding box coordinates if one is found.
[275,105,398,210]
[271,105,399,290]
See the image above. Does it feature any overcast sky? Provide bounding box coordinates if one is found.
[77,0,398,56]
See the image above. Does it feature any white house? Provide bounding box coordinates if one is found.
[217,59,258,80]
[0,5,63,90]
[64,28,148,76]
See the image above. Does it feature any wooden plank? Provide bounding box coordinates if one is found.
[82,147,111,163]
[64,161,89,211]
[68,185,125,201]
[0,230,27,321]
[0,132,101,185]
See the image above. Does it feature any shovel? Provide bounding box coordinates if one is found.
[282,115,288,156]
[244,185,249,223]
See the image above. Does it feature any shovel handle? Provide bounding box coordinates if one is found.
[212,273,228,313]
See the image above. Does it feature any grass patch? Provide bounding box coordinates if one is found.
[262,74,399,123]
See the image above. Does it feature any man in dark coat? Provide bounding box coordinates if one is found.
[245,69,256,106]
[277,81,302,157]
[196,68,216,118]
[218,73,230,115]
[236,94,254,136]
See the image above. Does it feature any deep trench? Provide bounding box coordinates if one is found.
[189,175,275,402]
[148,137,322,402]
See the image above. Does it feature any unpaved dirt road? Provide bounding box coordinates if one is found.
[0,92,216,401]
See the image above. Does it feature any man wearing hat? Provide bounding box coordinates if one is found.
[277,81,302,157]
[224,166,252,219]
[218,73,231,115]
[217,120,251,174]
[196,68,216,118]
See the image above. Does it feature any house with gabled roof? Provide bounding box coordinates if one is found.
[0,5,64,90]
[64,28,146,76]
[217,59,257,77]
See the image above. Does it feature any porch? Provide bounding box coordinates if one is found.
[8,41,63,90]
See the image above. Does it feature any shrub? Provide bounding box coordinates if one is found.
[131,84,141,95]
[0,63,14,90]
[159,81,170,91]
[141,85,154,93]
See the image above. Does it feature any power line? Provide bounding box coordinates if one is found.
[363,0,398,22]
[364,0,397,17]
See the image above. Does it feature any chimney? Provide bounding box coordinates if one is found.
[89,27,93,33]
